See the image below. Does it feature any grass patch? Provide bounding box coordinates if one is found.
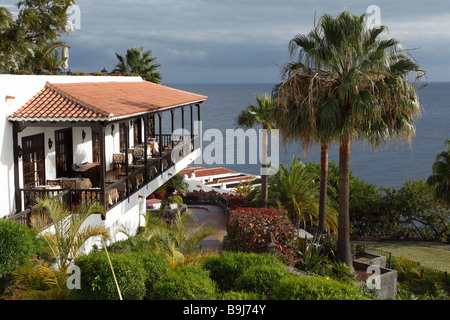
[366,244,450,272]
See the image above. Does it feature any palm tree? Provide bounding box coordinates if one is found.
[246,156,338,232]
[8,257,71,300]
[274,61,334,235]
[113,46,162,83]
[31,197,110,269]
[275,10,424,267]
[19,40,68,74]
[236,94,276,208]
[143,210,223,268]
[427,139,450,207]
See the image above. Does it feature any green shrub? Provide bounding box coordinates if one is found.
[273,275,367,300]
[235,265,289,298]
[0,220,42,293]
[217,290,262,300]
[107,236,154,253]
[148,265,217,300]
[72,251,147,300]
[167,195,183,206]
[202,251,285,291]
[134,251,170,295]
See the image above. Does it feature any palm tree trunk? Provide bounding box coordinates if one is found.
[337,134,353,269]
[318,142,328,234]
[260,127,268,208]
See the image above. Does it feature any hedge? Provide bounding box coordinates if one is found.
[148,264,217,300]
[202,251,285,291]
[273,275,368,300]
[0,220,44,293]
[72,251,148,300]
[235,265,290,298]
[226,207,297,258]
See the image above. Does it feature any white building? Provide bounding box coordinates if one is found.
[0,74,207,242]
[179,166,259,194]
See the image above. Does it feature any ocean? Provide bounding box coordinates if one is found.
[167,82,450,189]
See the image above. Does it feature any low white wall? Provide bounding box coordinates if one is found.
[78,147,200,254]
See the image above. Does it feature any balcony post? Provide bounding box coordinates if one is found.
[158,113,163,172]
[171,110,174,135]
[13,122,23,213]
[197,104,201,149]
[96,123,107,217]
[181,107,185,140]
[125,120,130,198]
[143,115,148,184]
[190,104,194,140]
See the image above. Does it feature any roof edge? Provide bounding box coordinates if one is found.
[46,82,113,118]
[108,99,207,122]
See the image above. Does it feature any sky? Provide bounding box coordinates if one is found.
[4,0,450,83]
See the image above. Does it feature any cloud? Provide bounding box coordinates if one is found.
[5,0,446,82]
[166,48,208,64]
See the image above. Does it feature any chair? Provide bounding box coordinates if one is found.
[114,153,125,163]
[47,179,61,187]
[60,178,78,189]
[132,148,145,159]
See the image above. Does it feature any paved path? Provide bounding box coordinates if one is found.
[188,205,227,253]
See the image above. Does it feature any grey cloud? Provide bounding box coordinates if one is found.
[47,0,450,82]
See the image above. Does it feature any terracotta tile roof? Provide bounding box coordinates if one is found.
[9,81,207,122]
[178,167,206,177]
[185,167,238,178]
[205,175,256,185]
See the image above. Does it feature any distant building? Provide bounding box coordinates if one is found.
[179,166,259,193]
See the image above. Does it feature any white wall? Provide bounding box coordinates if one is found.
[78,146,200,254]
[0,75,143,218]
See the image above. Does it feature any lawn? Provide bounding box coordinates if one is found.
[365,243,450,273]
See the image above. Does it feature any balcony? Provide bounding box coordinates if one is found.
[11,134,201,224]
[7,80,207,224]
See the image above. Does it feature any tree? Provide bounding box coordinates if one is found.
[19,40,68,73]
[236,94,276,208]
[274,62,335,235]
[274,10,424,267]
[31,197,110,269]
[0,0,76,73]
[113,47,162,83]
[142,210,223,269]
[246,156,338,232]
[427,139,450,207]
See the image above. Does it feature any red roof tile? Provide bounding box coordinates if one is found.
[205,175,256,185]
[178,167,206,177]
[9,81,207,121]
[186,167,238,178]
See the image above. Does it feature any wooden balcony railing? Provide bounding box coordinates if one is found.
[15,136,200,224]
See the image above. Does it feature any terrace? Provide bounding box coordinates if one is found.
[7,80,207,224]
